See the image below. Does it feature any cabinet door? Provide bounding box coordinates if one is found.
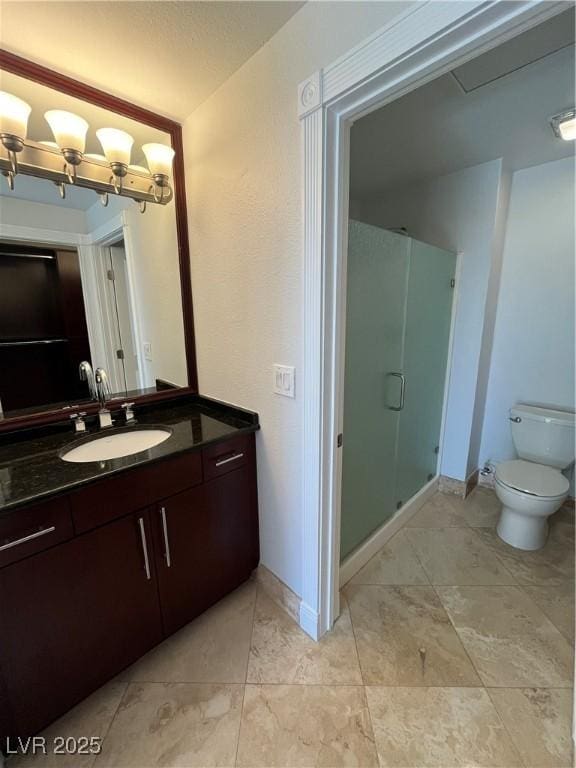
[0,533,91,739]
[204,460,259,599]
[72,510,163,683]
[153,483,213,635]
[0,511,162,738]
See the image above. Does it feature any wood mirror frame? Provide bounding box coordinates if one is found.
[0,50,198,433]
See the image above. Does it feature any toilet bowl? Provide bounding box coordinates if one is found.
[494,404,574,551]
[495,460,568,550]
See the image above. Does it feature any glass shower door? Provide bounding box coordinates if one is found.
[340,220,456,562]
[340,221,409,559]
[394,240,457,506]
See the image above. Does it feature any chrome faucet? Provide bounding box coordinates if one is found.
[94,368,113,428]
[79,361,96,399]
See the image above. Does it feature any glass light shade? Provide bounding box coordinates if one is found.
[0,91,31,138]
[45,110,89,152]
[558,116,576,141]
[142,143,175,177]
[96,128,134,165]
[85,153,107,161]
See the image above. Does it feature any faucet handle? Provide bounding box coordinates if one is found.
[69,412,87,433]
[121,402,136,423]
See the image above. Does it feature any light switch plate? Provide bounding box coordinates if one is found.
[273,364,295,398]
[143,342,152,361]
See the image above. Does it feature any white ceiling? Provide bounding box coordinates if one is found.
[0,171,104,210]
[0,1,305,121]
[350,12,575,200]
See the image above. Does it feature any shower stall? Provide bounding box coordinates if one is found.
[340,219,457,560]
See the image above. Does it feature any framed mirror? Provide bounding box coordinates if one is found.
[0,50,197,431]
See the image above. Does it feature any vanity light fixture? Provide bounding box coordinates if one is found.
[45,110,89,183]
[0,91,31,187]
[550,108,576,141]
[0,90,174,211]
[142,142,175,202]
[96,127,134,193]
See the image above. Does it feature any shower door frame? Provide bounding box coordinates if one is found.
[298,0,568,640]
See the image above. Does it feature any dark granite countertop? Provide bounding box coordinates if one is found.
[0,395,259,515]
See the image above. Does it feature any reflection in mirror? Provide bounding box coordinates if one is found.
[0,69,187,419]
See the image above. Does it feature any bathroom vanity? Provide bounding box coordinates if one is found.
[0,50,264,747]
[0,397,259,742]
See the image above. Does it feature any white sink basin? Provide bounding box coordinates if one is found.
[61,428,172,463]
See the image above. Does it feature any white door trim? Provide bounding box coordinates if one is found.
[298,0,568,639]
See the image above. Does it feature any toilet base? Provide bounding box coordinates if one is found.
[496,505,549,551]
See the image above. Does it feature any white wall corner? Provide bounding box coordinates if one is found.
[298,71,323,119]
[299,600,320,640]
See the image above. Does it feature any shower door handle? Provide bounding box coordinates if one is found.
[387,372,405,411]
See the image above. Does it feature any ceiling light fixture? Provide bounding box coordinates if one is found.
[0,90,175,212]
[550,108,576,141]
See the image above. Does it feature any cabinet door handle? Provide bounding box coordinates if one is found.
[160,506,171,568]
[138,517,151,581]
[0,525,55,552]
[215,452,244,467]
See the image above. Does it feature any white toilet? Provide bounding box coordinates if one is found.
[495,404,575,551]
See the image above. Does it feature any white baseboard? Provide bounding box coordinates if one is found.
[339,477,438,587]
[299,600,320,640]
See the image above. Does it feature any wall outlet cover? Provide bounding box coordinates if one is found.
[273,364,295,398]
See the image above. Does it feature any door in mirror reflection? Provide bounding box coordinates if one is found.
[100,241,139,394]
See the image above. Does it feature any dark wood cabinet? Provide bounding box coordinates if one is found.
[70,511,163,688]
[0,433,259,743]
[0,533,89,740]
[205,453,259,600]
[153,484,213,635]
[0,510,163,739]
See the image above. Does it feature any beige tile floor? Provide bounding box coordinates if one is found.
[10,488,575,768]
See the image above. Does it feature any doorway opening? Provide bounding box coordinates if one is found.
[337,5,574,585]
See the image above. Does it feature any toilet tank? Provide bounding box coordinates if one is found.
[510,404,576,469]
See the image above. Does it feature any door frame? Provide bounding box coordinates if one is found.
[298,0,568,640]
[84,212,147,392]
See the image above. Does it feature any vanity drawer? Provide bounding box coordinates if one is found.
[202,434,250,481]
[70,464,152,534]
[70,451,203,534]
[0,497,74,569]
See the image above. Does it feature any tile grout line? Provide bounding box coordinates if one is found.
[466,525,520,585]
[517,582,576,645]
[91,680,130,768]
[341,590,382,767]
[484,686,528,768]
[429,580,486,688]
[233,579,259,767]
[403,527,432,586]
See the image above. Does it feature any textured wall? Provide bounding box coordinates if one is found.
[183,1,407,596]
[479,157,575,475]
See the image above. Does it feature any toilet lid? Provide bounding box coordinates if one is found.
[496,460,569,497]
